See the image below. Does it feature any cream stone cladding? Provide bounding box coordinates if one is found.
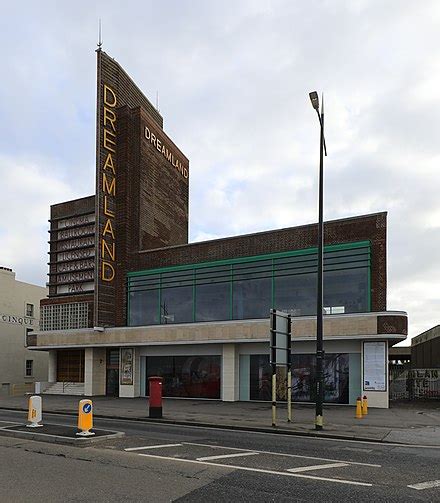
[32,311,407,349]
[0,268,48,389]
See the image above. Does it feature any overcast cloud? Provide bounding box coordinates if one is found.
[0,0,439,342]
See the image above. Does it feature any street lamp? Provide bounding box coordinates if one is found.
[309,91,327,430]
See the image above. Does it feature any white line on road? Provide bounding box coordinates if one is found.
[287,462,349,473]
[184,442,381,467]
[138,453,373,487]
[197,452,259,461]
[124,443,182,452]
[408,480,440,490]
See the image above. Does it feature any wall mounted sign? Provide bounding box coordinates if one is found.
[120,348,134,385]
[49,212,95,295]
[0,314,34,326]
[363,341,386,391]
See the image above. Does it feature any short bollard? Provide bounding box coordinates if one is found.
[362,395,368,416]
[149,376,163,418]
[77,399,95,436]
[27,395,43,428]
[355,397,363,419]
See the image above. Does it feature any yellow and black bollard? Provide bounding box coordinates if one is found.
[77,399,95,436]
[355,396,363,419]
[362,395,368,416]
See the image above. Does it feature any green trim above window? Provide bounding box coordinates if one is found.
[128,241,371,277]
[127,241,372,326]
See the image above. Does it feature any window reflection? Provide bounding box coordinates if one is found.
[161,285,193,324]
[129,290,159,326]
[249,353,349,404]
[146,355,221,398]
[127,244,371,325]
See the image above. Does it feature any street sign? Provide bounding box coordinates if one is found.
[77,399,95,436]
[269,309,292,426]
[270,309,291,366]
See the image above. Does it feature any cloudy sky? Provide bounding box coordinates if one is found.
[1,0,438,342]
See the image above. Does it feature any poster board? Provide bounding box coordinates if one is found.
[120,348,134,385]
[363,341,386,391]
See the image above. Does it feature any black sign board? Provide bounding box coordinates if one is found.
[270,309,292,366]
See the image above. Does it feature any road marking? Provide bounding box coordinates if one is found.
[26,411,440,450]
[125,443,182,452]
[184,442,381,467]
[287,462,349,473]
[138,453,372,487]
[197,451,259,461]
[408,480,440,490]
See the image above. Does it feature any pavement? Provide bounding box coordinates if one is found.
[0,394,439,446]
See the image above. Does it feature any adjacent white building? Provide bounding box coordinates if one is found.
[0,267,48,395]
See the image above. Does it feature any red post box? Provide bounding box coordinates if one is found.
[149,376,163,418]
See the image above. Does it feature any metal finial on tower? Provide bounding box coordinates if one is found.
[156,91,160,112]
[97,19,102,50]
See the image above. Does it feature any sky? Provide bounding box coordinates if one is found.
[0,0,439,343]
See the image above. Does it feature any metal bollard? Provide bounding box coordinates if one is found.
[77,399,95,436]
[362,395,368,416]
[355,396,363,419]
[27,395,43,428]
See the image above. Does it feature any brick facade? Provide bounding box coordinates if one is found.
[132,212,387,325]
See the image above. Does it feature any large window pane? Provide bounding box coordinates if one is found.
[129,289,159,326]
[146,355,221,398]
[292,353,349,403]
[249,353,349,403]
[233,278,271,319]
[323,268,368,314]
[196,282,230,321]
[274,272,317,316]
[161,285,193,323]
[195,265,231,321]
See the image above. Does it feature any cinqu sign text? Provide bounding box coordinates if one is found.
[101,84,117,282]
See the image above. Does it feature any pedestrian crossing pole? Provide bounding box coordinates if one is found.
[270,309,292,427]
[272,363,277,427]
[287,315,292,422]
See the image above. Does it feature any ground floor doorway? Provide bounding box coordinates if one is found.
[56,350,84,382]
[106,349,119,396]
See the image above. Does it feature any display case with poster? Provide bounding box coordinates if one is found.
[363,341,387,391]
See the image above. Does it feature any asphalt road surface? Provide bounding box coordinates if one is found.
[0,409,439,502]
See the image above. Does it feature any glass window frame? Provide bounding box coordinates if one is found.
[25,359,33,377]
[127,242,372,326]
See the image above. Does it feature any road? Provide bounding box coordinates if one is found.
[0,409,439,502]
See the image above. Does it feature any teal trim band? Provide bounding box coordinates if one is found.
[368,262,372,311]
[127,240,371,278]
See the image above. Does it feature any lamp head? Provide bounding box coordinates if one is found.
[309,91,319,111]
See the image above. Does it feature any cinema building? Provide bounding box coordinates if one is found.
[29,50,408,408]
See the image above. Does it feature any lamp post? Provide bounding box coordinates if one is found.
[309,91,327,430]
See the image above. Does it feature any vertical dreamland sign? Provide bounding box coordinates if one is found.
[94,49,189,327]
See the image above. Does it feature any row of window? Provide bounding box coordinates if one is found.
[128,244,370,326]
[144,353,350,403]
